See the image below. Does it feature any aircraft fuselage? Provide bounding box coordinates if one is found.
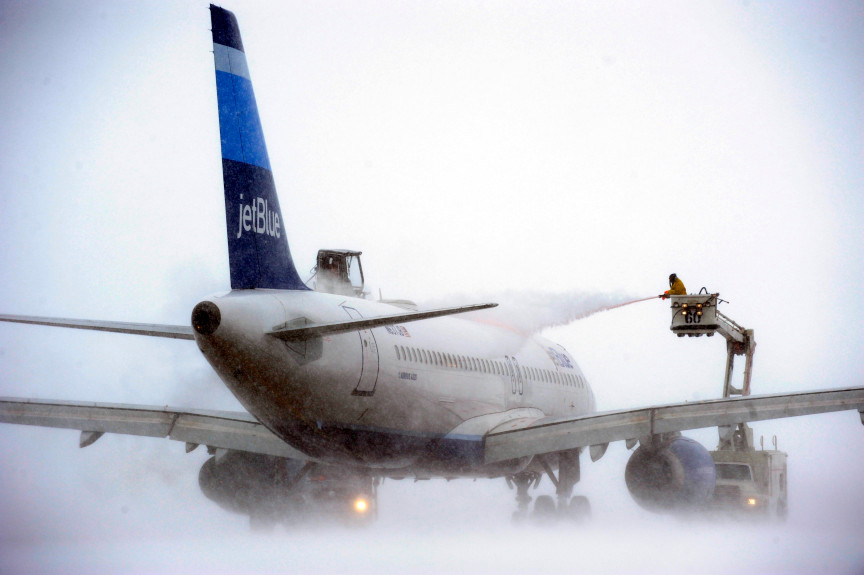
[193,290,596,475]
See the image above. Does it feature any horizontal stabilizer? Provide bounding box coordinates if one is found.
[0,314,194,340]
[268,303,498,341]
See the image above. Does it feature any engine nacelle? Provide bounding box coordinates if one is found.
[198,451,377,527]
[625,436,716,512]
[198,451,306,517]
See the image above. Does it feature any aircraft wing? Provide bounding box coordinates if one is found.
[484,386,864,464]
[0,397,309,460]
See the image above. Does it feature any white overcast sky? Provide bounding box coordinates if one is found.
[0,1,862,573]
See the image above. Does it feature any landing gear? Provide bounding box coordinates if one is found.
[530,494,592,523]
[565,495,592,521]
[506,450,592,523]
[506,470,541,522]
[532,495,557,521]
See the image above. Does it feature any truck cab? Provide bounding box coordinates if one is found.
[311,249,365,298]
[710,433,788,520]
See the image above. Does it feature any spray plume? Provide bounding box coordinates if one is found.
[421,291,654,335]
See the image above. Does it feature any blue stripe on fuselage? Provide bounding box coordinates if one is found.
[215,69,271,171]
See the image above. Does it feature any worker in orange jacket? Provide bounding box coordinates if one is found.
[662,273,686,299]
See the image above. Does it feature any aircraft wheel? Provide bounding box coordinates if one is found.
[566,495,592,521]
[532,495,557,522]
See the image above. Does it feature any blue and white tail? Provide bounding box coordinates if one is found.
[210,5,308,291]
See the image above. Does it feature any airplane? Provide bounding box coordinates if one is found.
[1,4,862,527]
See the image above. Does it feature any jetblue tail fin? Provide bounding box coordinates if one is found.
[210,5,308,290]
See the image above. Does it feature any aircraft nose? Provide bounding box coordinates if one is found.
[191,301,222,335]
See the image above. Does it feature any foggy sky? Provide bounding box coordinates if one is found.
[0,1,862,573]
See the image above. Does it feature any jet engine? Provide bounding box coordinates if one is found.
[198,451,306,519]
[624,436,716,512]
[198,450,377,527]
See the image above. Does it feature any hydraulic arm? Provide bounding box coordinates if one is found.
[667,291,755,398]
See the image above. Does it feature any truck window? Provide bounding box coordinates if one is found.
[715,463,752,481]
